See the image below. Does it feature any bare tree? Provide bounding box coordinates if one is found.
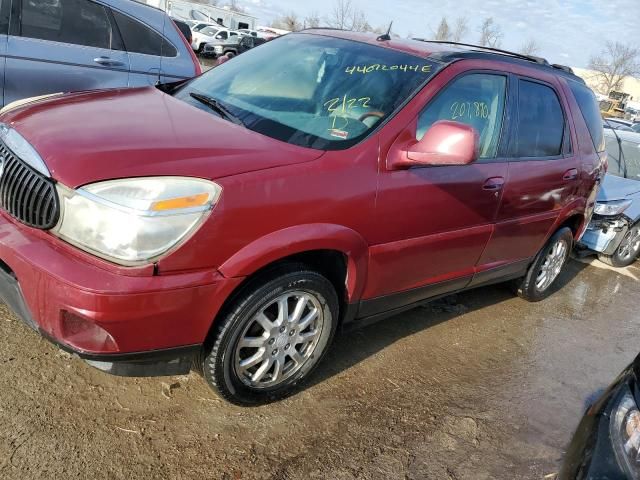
[271,13,302,32]
[478,17,502,48]
[451,17,468,42]
[304,11,322,29]
[434,17,451,41]
[519,39,540,56]
[326,0,371,32]
[225,0,245,13]
[589,42,640,95]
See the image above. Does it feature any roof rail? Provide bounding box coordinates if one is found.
[412,39,551,66]
[551,64,574,74]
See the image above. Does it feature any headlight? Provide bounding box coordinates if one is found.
[595,199,633,216]
[53,177,222,265]
[611,386,640,479]
[0,124,49,176]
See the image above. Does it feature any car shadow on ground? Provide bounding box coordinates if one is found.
[305,259,592,391]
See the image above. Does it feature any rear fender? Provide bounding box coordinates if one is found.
[547,199,587,242]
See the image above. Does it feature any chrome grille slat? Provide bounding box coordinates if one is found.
[28,181,46,226]
[2,157,19,207]
[0,141,58,230]
[10,165,29,215]
[23,173,40,224]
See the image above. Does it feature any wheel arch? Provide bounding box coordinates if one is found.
[560,212,587,240]
[548,199,588,242]
[218,224,369,303]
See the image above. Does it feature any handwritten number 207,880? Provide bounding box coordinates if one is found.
[450,102,489,121]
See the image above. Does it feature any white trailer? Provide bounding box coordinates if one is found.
[140,0,258,30]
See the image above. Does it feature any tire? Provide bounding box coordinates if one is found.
[202,264,339,406]
[514,227,573,302]
[224,51,236,58]
[598,224,640,268]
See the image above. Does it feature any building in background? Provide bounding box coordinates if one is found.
[141,0,258,30]
[574,68,640,106]
[573,68,640,119]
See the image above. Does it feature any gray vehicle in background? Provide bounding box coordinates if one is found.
[202,34,266,58]
[579,129,640,267]
[0,0,200,108]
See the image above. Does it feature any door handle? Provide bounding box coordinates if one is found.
[94,57,125,67]
[563,168,579,181]
[482,177,505,191]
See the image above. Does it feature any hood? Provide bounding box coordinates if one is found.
[597,174,640,202]
[1,87,323,188]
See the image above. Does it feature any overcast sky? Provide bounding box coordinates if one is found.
[239,0,639,68]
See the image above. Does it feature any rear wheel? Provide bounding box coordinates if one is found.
[514,227,573,302]
[599,224,640,268]
[203,265,338,405]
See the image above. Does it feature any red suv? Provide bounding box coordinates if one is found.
[0,30,604,405]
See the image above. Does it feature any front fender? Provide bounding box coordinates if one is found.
[218,224,369,302]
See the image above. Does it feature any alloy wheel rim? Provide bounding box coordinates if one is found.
[618,226,640,261]
[536,239,568,291]
[234,291,325,389]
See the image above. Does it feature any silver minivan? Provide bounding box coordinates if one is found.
[0,0,200,107]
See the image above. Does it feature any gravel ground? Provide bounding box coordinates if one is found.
[0,257,638,479]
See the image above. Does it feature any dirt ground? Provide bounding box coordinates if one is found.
[0,257,638,480]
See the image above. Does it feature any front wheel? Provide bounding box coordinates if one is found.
[203,265,338,405]
[514,227,573,302]
[599,224,640,268]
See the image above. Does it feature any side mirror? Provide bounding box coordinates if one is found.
[391,120,480,169]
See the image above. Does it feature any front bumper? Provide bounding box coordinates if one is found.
[202,45,223,57]
[0,212,242,376]
[579,215,630,255]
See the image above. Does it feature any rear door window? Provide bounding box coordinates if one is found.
[112,10,177,57]
[417,73,508,159]
[20,0,116,49]
[568,81,606,152]
[514,80,565,158]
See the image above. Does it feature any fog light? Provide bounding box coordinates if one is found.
[60,311,118,353]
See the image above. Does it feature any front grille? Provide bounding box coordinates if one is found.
[0,143,59,230]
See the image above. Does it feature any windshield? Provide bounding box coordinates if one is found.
[174,33,440,150]
[605,132,640,180]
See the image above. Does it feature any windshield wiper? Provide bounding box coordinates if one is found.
[189,92,244,126]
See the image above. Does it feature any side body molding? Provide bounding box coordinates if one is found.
[218,224,369,302]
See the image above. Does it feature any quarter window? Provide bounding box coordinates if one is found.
[21,0,115,49]
[568,80,606,152]
[112,11,177,57]
[514,80,565,158]
[417,74,507,159]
